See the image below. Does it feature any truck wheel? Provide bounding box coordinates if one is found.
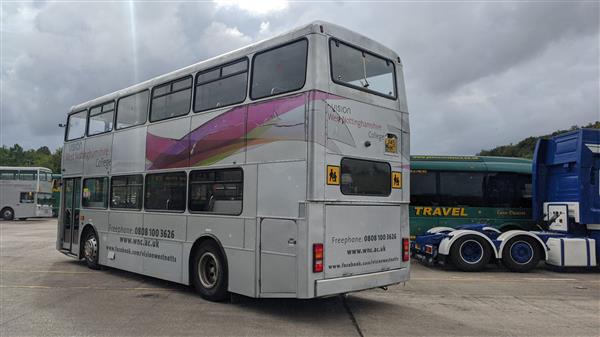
[501,236,541,272]
[2,208,14,221]
[450,235,492,272]
[191,241,228,302]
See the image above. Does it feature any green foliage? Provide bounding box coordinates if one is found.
[0,144,62,173]
[478,121,600,158]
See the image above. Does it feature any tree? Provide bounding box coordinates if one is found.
[478,121,600,158]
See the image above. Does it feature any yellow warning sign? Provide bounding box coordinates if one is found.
[392,171,402,189]
[327,165,340,185]
[385,135,398,153]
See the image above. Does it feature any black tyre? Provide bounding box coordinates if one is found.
[191,241,228,302]
[2,208,14,221]
[501,236,541,272]
[449,235,492,272]
[82,229,101,270]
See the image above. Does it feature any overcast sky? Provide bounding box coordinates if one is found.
[1,1,598,155]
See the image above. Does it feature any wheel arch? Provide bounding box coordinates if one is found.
[426,226,455,234]
[187,234,229,286]
[497,231,548,261]
[438,230,499,258]
[498,223,526,232]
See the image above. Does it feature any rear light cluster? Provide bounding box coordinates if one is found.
[313,243,324,272]
[402,238,410,262]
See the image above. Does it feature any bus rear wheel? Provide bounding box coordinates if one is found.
[501,236,541,272]
[2,208,14,221]
[191,241,228,302]
[449,235,492,272]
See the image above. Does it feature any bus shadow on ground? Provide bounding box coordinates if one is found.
[230,292,399,320]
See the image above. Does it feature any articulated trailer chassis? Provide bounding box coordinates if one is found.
[412,129,600,273]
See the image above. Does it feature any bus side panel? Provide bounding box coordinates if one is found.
[83,134,112,176]
[186,216,249,293]
[142,213,186,283]
[100,211,144,274]
[307,91,327,201]
[63,140,84,175]
[190,106,247,167]
[112,126,147,174]
[146,117,191,170]
[246,93,307,164]
[256,161,307,296]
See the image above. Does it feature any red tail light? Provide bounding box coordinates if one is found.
[402,238,410,262]
[313,243,324,273]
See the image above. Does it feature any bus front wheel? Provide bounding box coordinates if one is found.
[191,241,228,302]
[2,208,14,221]
[83,229,100,270]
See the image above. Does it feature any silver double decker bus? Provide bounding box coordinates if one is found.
[1,166,54,220]
[57,21,410,301]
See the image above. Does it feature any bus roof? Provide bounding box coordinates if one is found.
[410,155,532,174]
[68,20,401,113]
[0,166,52,172]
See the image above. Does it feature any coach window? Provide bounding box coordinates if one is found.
[145,172,186,212]
[486,172,531,208]
[330,39,396,99]
[410,170,438,205]
[0,170,17,180]
[150,76,192,122]
[250,39,308,100]
[82,177,108,209]
[194,58,248,113]
[439,172,485,207]
[116,90,149,129]
[19,170,37,181]
[189,168,243,215]
[88,101,115,136]
[66,110,87,141]
[111,175,143,209]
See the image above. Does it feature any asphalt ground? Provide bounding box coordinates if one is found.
[1,219,599,337]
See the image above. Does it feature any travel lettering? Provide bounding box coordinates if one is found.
[414,207,467,217]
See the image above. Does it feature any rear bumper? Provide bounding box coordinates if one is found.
[315,268,409,297]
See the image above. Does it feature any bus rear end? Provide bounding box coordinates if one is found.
[306,24,410,297]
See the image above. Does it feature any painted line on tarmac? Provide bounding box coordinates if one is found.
[411,277,599,283]
[0,284,178,291]
[1,269,96,274]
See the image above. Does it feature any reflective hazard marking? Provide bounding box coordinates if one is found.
[392,171,402,189]
[327,165,340,185]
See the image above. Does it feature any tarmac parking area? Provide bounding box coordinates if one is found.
[1,219,599,337]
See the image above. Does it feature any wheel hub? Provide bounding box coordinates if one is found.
[510,241,533,264]
[84,236,98,262]
[459,239,484,264]
[198,252,219,289]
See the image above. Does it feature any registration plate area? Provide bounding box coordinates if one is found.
[324,205,403,279]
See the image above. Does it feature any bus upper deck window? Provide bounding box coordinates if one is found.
[66,110,87,141]
[116,90,149,129]
[250,39,308,100]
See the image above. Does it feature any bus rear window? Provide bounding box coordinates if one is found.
[330,39,396,99]
[340,158,391,196]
